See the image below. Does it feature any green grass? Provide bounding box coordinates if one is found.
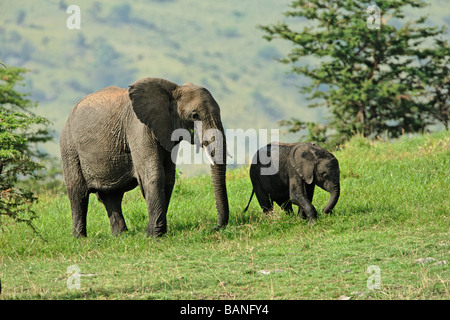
[1,130,449,299]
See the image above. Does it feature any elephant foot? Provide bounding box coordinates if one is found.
[304,207,317,224]
[214,224,227,231]
[147,225,167,238]
[109,213,128,235]
[111,224,128,236]
[283,206,293,215]
[72,225,87,238]
[299,210,308,220]
[73,231,87,238]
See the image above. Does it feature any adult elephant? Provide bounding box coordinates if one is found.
[60,78,229,237]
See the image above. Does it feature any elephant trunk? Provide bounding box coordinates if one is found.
[203,121,229,228]
[210,163,229,228]
[323,184,340,214]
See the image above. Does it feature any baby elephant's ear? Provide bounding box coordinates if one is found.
[289,144,315,184]
[129,78,178,152]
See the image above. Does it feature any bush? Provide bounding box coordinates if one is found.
[0,65,52,233]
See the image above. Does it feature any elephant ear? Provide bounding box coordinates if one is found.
[128,78,178,152]
[289,145,315,184]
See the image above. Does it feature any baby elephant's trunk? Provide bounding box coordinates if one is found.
[323,184,340,214]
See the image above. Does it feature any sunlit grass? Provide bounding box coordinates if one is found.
[1,131,449,299]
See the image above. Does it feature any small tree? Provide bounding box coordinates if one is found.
[260,0,449,147]
[0,65,52,230]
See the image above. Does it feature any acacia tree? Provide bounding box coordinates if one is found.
[260,0,449,146]
[0,65,52,230]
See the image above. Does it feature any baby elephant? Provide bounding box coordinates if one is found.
[244,142,340,222]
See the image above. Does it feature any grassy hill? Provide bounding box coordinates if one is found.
[0,130,448,300]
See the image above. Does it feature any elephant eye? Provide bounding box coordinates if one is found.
[191,111,200,120]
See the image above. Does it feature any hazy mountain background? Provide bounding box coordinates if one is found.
[1,0,449,174]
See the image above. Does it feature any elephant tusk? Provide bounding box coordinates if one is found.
[227,149,233,158]
[203,145,215,165]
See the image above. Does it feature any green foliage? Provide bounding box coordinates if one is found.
[0,130,448,299]
[260,0,450,147]
[279,118,328,145]
[0,65,52,230]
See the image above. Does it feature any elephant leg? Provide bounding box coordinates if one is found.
[68,185,89,237]
[139,169,168,237]
[280,200,293,214]
[299,184,315,219]
[96,191,127,235]
[298,206,307,220]
[163,156,176,210]
[62,149,89,237]
[250,168,273,213]
[306,183,315,202]
[290,182,317,223]
[253,183,273,213]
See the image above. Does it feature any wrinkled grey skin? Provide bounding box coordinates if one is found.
[60,78,229,237]
[244,142,340,222]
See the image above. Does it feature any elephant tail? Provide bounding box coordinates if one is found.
[243,189,254,212]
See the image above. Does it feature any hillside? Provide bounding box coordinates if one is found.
[1,0,449,161]
[0,130,448,300]
[0,0,308,156]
